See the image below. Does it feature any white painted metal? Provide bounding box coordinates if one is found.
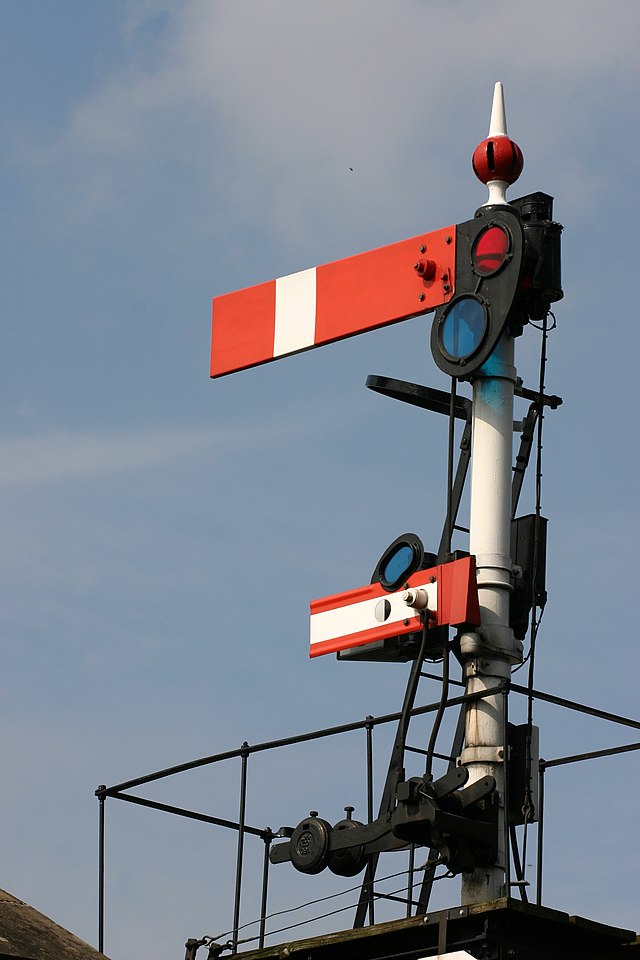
[309,580,437,650]
[403,586,430,610]
[484,180,509,208]
[460,334,522,904]
[468,336,516,642]
[488,81,508,137]
[483,80,510,207]
[273,267,317,357]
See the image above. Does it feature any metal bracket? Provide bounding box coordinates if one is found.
[459,745,506,765]
[460,625,523,663]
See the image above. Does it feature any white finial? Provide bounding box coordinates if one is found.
[472,82,523,206]
[489,81,507,137]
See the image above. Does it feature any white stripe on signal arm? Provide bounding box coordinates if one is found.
[274,268,317,357]
[310,581,437,650]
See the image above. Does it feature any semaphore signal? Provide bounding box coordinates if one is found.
[207,79,564,912]
[210,227,455,377]
[94,82,640,960]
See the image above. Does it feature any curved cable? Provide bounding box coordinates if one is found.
[205,860,446,949]
[424,640,450,779]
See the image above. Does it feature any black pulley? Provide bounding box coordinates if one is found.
[289,813,332,875]
[328,814,367,877]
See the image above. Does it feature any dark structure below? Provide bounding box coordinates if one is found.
[0,888,109,960]
[230,899,638,960]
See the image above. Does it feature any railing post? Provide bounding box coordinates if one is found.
[502,686,511,897]
[365,716,374,925]
[259,830,273,948]
[232,743,250,952]
[96,785,106,953]
[536,762,545,905]
[406,845,415,918]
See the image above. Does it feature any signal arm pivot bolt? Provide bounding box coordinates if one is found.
[403,587,429,610]
[414,259,436,280]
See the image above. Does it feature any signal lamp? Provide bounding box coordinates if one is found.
[472,224,510,276]
[439,295,488,362]
[371,533,424,593]
[430,207,524,379]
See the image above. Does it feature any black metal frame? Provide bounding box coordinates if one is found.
[97,373,625,958]
[96,681,640,955]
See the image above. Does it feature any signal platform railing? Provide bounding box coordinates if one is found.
[95,678,640,957]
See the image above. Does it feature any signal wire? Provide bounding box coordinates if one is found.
[203,859,448,951]
[444,377,457,558]
[424,638,450,779]
[520,310,553,875]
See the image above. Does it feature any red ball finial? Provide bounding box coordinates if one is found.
[473,82,524,205]
[472,136,524,186]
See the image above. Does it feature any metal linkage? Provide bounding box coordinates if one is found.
[97,680,640,954]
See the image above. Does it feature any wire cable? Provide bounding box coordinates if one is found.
[204,859,447,950]
[521,309,551,873]
[424,640,450,779]
[445,377,457,558]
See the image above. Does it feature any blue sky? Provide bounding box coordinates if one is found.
[1,1,639,957]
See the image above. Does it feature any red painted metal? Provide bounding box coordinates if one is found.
[210,226,455,378]
[211,280,276,379]
[472,135,524,185]
[309,556,480,659]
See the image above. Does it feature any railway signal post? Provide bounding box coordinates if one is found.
[205,82,587,952]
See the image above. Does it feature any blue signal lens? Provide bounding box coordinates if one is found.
[440,296,487,360]
[381,544,414,587]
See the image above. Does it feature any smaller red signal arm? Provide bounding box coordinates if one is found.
[211,226,456,378]
[309,556,480,658]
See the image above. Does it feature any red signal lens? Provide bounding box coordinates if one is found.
[473,225,510,276]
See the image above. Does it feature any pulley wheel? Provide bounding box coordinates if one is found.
[290,815,332,875]
[328,817,367,877]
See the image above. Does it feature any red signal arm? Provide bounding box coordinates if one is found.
[211,226,456,378]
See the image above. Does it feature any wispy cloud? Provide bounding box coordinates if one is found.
[16,0,640,246]
[0,387,368,485]
[0,422,297,486]
[0,429,218,485]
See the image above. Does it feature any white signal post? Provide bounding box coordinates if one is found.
[459,82,524,903]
